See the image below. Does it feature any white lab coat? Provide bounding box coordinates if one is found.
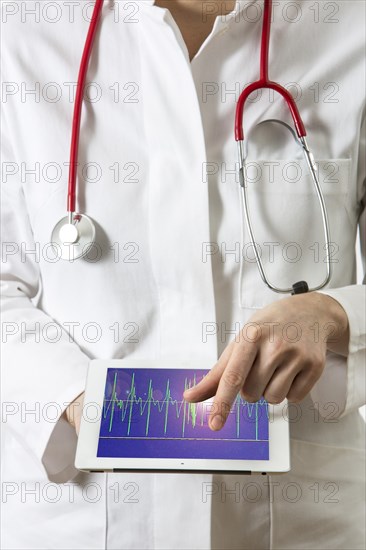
[1,0,365,548]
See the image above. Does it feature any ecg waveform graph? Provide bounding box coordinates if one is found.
[97,368,269,460]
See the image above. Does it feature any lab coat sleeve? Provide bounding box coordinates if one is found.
[1,108,90,483]
[314,115,366,419]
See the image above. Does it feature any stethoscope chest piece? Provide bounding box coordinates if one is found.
[51,213,96,261]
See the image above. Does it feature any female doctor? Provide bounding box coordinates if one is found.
[1,0,365,548]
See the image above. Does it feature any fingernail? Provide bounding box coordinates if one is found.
[210,415,223,430]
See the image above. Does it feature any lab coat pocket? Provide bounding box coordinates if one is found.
[270,437,366,550]
[238,158,353,309]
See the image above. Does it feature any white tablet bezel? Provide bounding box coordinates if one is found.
[75,359,290,474]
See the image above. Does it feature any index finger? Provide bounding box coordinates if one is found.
[209,342,257,431]
[182,340,235,402]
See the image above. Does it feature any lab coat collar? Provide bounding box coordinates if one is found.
[137,0,258,25]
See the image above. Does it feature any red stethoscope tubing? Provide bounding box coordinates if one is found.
[235,0,306,141]
[67,0,104,213]
[67,0,307,212]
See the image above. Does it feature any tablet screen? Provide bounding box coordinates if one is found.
[96,368,269,460]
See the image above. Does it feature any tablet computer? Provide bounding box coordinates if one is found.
[75,359,290,474]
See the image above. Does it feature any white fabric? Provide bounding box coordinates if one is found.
[1,1,365,548]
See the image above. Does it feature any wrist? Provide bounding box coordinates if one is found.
[313,292,350,356]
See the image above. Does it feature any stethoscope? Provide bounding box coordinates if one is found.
[51,0,332,298]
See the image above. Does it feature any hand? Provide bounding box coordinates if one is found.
[183,292,349,431]
[63,391,85,436]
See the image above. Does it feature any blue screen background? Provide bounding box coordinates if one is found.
[97,368,269,460]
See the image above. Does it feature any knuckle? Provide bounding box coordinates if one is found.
[268,341,289,365]
[213,400,231,417]
[241,390,259,403]
[263,391,284,404]
[272,336,286,353]
[223,370,245,389]
[241,382,261,403]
